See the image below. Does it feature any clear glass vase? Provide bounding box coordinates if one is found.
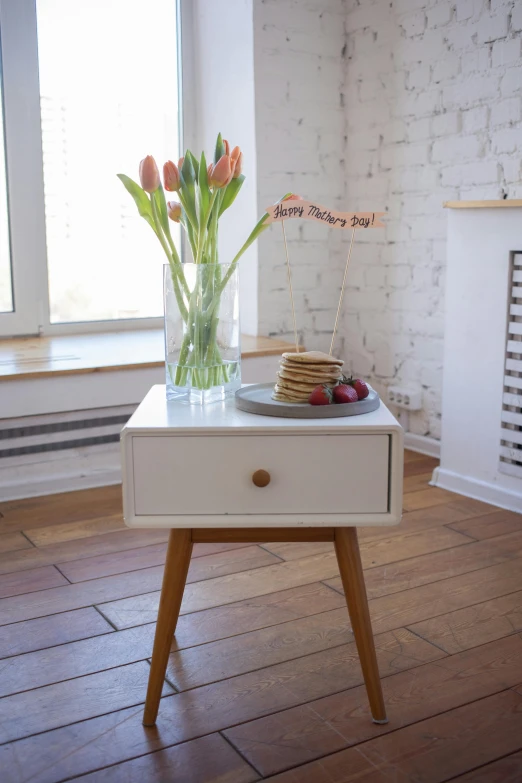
[164,263,241,404]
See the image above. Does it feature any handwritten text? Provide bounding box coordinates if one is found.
[266,200,385,229]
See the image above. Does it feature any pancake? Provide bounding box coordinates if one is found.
[273,350,344,403]
[273,394,301,403]
[278,366,342,383]
[282,351,344,367]
[276,375,336,393]
[272,388,309,402]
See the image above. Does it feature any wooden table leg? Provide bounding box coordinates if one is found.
[334,527,388,724]
[143,528,192,727]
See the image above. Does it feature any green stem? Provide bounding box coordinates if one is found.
[151,197,189,322]
[206,216,271,317]
[173,265,227,390]
[164,221,190,298]
[174,279,200,385]
[196,190,218,264]
[178,190,198,234]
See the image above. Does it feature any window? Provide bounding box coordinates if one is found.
[0,0,181,336]
[0,48,12,314]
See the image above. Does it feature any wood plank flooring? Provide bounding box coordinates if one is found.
[1,450,522,782]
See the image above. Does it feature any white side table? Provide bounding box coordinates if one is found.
[121,385,403,727]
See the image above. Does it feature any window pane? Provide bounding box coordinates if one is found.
[36,0,180,324]
[0,47,13,314]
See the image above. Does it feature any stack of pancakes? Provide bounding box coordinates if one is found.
[272,351,344,402]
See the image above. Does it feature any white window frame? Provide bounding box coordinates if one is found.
[0,0,186,338]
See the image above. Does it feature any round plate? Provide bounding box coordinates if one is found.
[235,383,380,419]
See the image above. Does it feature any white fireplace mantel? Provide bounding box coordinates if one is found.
[433,200,522,512]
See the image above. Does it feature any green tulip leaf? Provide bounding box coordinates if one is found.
[231,212,270,265]
[152,184,170,236]
[181,154,196,186]
[180,156,198,230]
[219,175,245,216]
[198,150,210,217]
[183,208,197,259]
[214,132,225,164]
[187,150,199,182]
[117,174,156,233]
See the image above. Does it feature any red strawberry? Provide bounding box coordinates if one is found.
[309,384,333,405]
[333,384,358,404]
[350,378,369,400]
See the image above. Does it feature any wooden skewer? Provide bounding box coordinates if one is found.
[329,226,356,356]
[281,220,299,354]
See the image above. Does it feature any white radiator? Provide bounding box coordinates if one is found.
[0,405,135,501]
[500,252,522,478]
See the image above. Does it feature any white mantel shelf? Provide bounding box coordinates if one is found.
[444,200,522,209]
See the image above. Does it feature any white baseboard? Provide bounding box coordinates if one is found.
[404,432,441,459]
[432,466,522,513]
[0,444,122,501]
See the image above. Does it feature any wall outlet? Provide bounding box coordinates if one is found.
[387,385,422,411]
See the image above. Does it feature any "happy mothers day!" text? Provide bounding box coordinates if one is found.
[267,200,385,230]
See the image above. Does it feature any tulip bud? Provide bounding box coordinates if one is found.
[163,161,181,192]
[167,201,182,222]
[178,157,184,171]
[209,155,233,188]
[223,139,230,156]
[139,155,160,193]
[232,151,243,178]
[283,193,304,201]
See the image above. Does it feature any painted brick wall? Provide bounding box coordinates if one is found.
[254,0,349,354]
[341,0,522,440]
[255,0,522,440]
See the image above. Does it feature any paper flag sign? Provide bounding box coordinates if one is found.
[265,200,385,229]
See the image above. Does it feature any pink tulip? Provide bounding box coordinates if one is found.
[178,157,184,171]
[209,155,233,188]
[139,155,160,193]
[167,201,182,222]
[163,161,181,192]
[223,139,230,156]
[283,193,303,201]
[232,151,243,178]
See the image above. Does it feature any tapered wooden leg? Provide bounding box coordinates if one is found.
[143,528,192,726]
[334,527,388,724]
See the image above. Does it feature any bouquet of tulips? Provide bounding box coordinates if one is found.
[118,133,279,392]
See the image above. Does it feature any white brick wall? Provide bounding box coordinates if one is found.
[342,0,522,438]
[254,0,522,440]
[254,0,348,353]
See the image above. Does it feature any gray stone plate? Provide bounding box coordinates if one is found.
[235,383,380,419]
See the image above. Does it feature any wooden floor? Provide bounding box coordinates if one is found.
[1,451,522,782]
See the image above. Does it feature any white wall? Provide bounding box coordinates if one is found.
[253,0,349,353]
[254,0,522,442]
[340,0,522,439]
[183,0,259,335]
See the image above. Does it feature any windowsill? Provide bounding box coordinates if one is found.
[0,330,298,381]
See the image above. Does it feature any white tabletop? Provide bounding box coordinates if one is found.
[124,385,401,436]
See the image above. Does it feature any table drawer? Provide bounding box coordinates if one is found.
[131,434,389,517]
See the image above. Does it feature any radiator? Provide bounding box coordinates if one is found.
[0,405,136,500]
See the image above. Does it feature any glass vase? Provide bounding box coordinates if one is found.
[164,262,241,404]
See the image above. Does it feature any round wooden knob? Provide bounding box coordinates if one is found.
[252,469,271,488]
